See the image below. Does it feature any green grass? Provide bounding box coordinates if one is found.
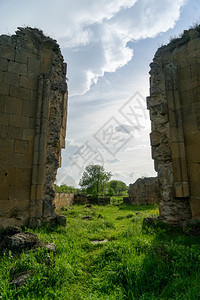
[0,204,200,299]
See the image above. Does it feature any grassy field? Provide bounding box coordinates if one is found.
[0,203,200,299]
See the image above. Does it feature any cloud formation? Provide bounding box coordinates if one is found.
[0,0,186,95]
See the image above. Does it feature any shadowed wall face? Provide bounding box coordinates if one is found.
[148,28,200,222]
[0,27,67,228]
[128,177,161,205]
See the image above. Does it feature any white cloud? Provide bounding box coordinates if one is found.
[0,0,186,95]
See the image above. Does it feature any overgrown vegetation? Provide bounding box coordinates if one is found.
[1,203,200,299]
[160,22,200,52]
[54,184,80,194]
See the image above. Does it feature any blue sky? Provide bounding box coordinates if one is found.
[0,0,199,186]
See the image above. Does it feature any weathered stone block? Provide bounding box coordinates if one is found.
[0,138,14,152]
[0,45,14,60]
[0,187,9,200]
[4,72,20,86]
[22,100,36,117]
[189,197,200,218]
[10,85,30,100]
[0,70,4,82]
[27,57,40,76]
[20,76,37,90]
[9,186,30,200]
[0,58,8,72]
[0,95,5,112]
[0,113,9,125]
[15,50,28,64]
[22,128,35,140]
[190,181,200,197]
[0,152,20,168]
[3,126,22,139]
[174,182,189,198]
[4,96,22,115]
[10,115,30,128]
[14,140,29,153]
[8,61,27,76]
[186,144,200,162]
[150,131,161,146]
[0,82,9,95]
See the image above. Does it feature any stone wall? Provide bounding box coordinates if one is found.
[53,193,74,208]
[0,27,67,228]
[147,27,200,222]
[128,177,161,205]
[54,193,111,207]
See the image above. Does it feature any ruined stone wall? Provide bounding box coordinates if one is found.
[128,177,161,205]
[53,193,74,208]
[0,27,67,228]
[148,27,200,222]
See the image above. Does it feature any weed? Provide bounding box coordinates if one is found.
[0,204,200,299]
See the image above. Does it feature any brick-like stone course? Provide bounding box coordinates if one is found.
[53,193,74,208]
[0,27,67,228]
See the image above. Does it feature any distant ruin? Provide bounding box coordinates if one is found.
[128,177,161,205]
[148,26,200,222]
[0,27,67,228]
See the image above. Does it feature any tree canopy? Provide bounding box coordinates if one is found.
[79,165,112,196]
[107,180,128,195]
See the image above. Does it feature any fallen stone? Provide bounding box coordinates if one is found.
[0,227,22,243]
[11,271,32,287]
[44,243,56,252]
[126,214,134,219]
[56,215,66,226]
[98,214,103,219]
[180,219,200,235]
[91,239,109,244]
[1,232,39,253]
[85,204,92,208]
[81,216,93,221]
[116,216,124,220]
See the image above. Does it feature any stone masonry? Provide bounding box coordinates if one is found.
[0,27,67,228]
[128,177,161,205]
[147,26,200,222]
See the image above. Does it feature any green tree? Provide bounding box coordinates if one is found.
[79,165,112,196]
[107,187,114,197]
[107,180,128,195]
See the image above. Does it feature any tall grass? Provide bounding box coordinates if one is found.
[0,204,200,299]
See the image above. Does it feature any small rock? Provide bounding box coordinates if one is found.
[116,216,124,220]
[44,243,56,252]
[11,271,32,287]
[126,214,133,218]
[91,239,109,244]
[81,216,93,221]
[85,204,92,208]
[56,215,66,226]
[180,219,200,235]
